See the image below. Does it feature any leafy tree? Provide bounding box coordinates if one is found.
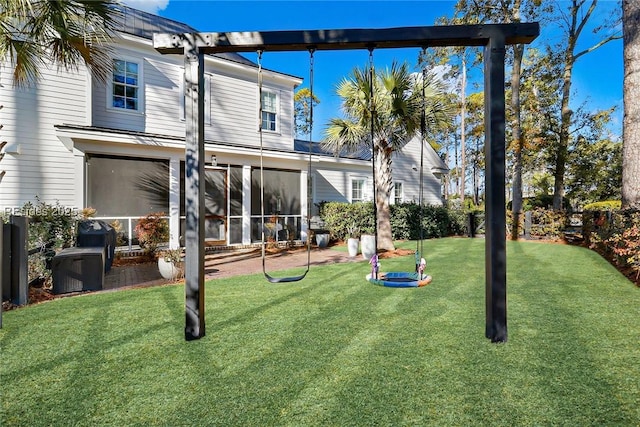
[548,0,621,210]
[0,0,119,87]
[566,136,621,205]
[323,61,451,251]
[419,13,483,208]
[445,0,545,237]
[465,91,486,205]
[623,0,640,209]
[294,87,320,138]
[518,41,620,210]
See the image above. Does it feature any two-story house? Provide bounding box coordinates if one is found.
[0,5,448,248]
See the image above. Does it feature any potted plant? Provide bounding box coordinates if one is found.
[157,248,184,281]
[360,226,376,260]
[315,230,330,248]
[346,223,359,257]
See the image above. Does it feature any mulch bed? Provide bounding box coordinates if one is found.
[530,236,640,287]
[574,241,640,287]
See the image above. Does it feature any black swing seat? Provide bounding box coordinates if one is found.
[263,271,309,283]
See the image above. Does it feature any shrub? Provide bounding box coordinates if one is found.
[606,215,640,279]
[318,202,375,241]
[134,212,169,256]
[2,199,81,287]
[507,208,567,240]
[587,210,640,281]
[318,201,466,241]
[583,200,621,211]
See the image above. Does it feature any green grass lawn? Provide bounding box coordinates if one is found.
[1,238,639,426]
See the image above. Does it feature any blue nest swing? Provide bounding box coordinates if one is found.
[366,253,432,288]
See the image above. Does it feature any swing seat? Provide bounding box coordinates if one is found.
[366,271,432,288]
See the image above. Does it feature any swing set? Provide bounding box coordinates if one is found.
[154,23,539,342]
[257,46,432,287]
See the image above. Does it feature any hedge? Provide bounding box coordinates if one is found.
[318,201,467,241]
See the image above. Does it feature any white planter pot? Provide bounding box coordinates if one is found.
[360,234,376,260]
[347,238,359,257]
[158,257,183,281]
[316,233,330,248]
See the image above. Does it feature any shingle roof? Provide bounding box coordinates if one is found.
[113,5,256,67]
[293,139,372,161]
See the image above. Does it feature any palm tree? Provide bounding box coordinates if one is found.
[0,0,120,87]
[323,61,451,251]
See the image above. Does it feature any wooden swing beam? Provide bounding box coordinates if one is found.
[153,23,540,342]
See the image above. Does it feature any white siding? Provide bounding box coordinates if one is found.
[0,23,445,235]
[143,56,184,137]
[209,71,295,150]
[312,164,372,205]
[209,70,259,146]
[0,61,88,210]
[91,43,298,152]
[311,136,446,209]
[392,136,445,206]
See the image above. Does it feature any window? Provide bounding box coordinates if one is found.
[251,168,300,216]
[351,178,365,202]
[111,59,140,111]
[250,168,301,242]
[394,182,404,204]
[261,91,277,131]
[86,154,168,216]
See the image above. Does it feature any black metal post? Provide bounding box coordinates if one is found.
[10,215,28,306]
[0,219,3,328]
[184,37,206,341]
[1,222,10,303]
[484,35,508,343]
[468,212,476,238]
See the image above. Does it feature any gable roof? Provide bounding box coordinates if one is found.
[113,5,256,67]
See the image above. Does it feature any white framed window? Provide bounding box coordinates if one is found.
[261,90,278,132]
[394,182,404,204]
[351,178,366,202]
[180,72,211,124]
[110,59,142,112]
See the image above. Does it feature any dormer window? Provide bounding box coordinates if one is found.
[111,59,141,111]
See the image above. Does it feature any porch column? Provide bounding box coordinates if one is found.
[169,157,181,249]
[300,170,308,242]
[242,165,252,245]
[73,148,85,210]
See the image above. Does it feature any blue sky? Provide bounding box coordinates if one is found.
[123,0,623,141]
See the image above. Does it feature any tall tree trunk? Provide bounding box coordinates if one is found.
[623,0,640,209]
[511,44,525,239]
[443,149,450,201]
[375,145,395,251]
[552,0,603,211]
[459,56,467,204]
[552,49,574,211]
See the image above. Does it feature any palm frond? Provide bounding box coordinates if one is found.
[322,117,368,156]
[1,0,119,86]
